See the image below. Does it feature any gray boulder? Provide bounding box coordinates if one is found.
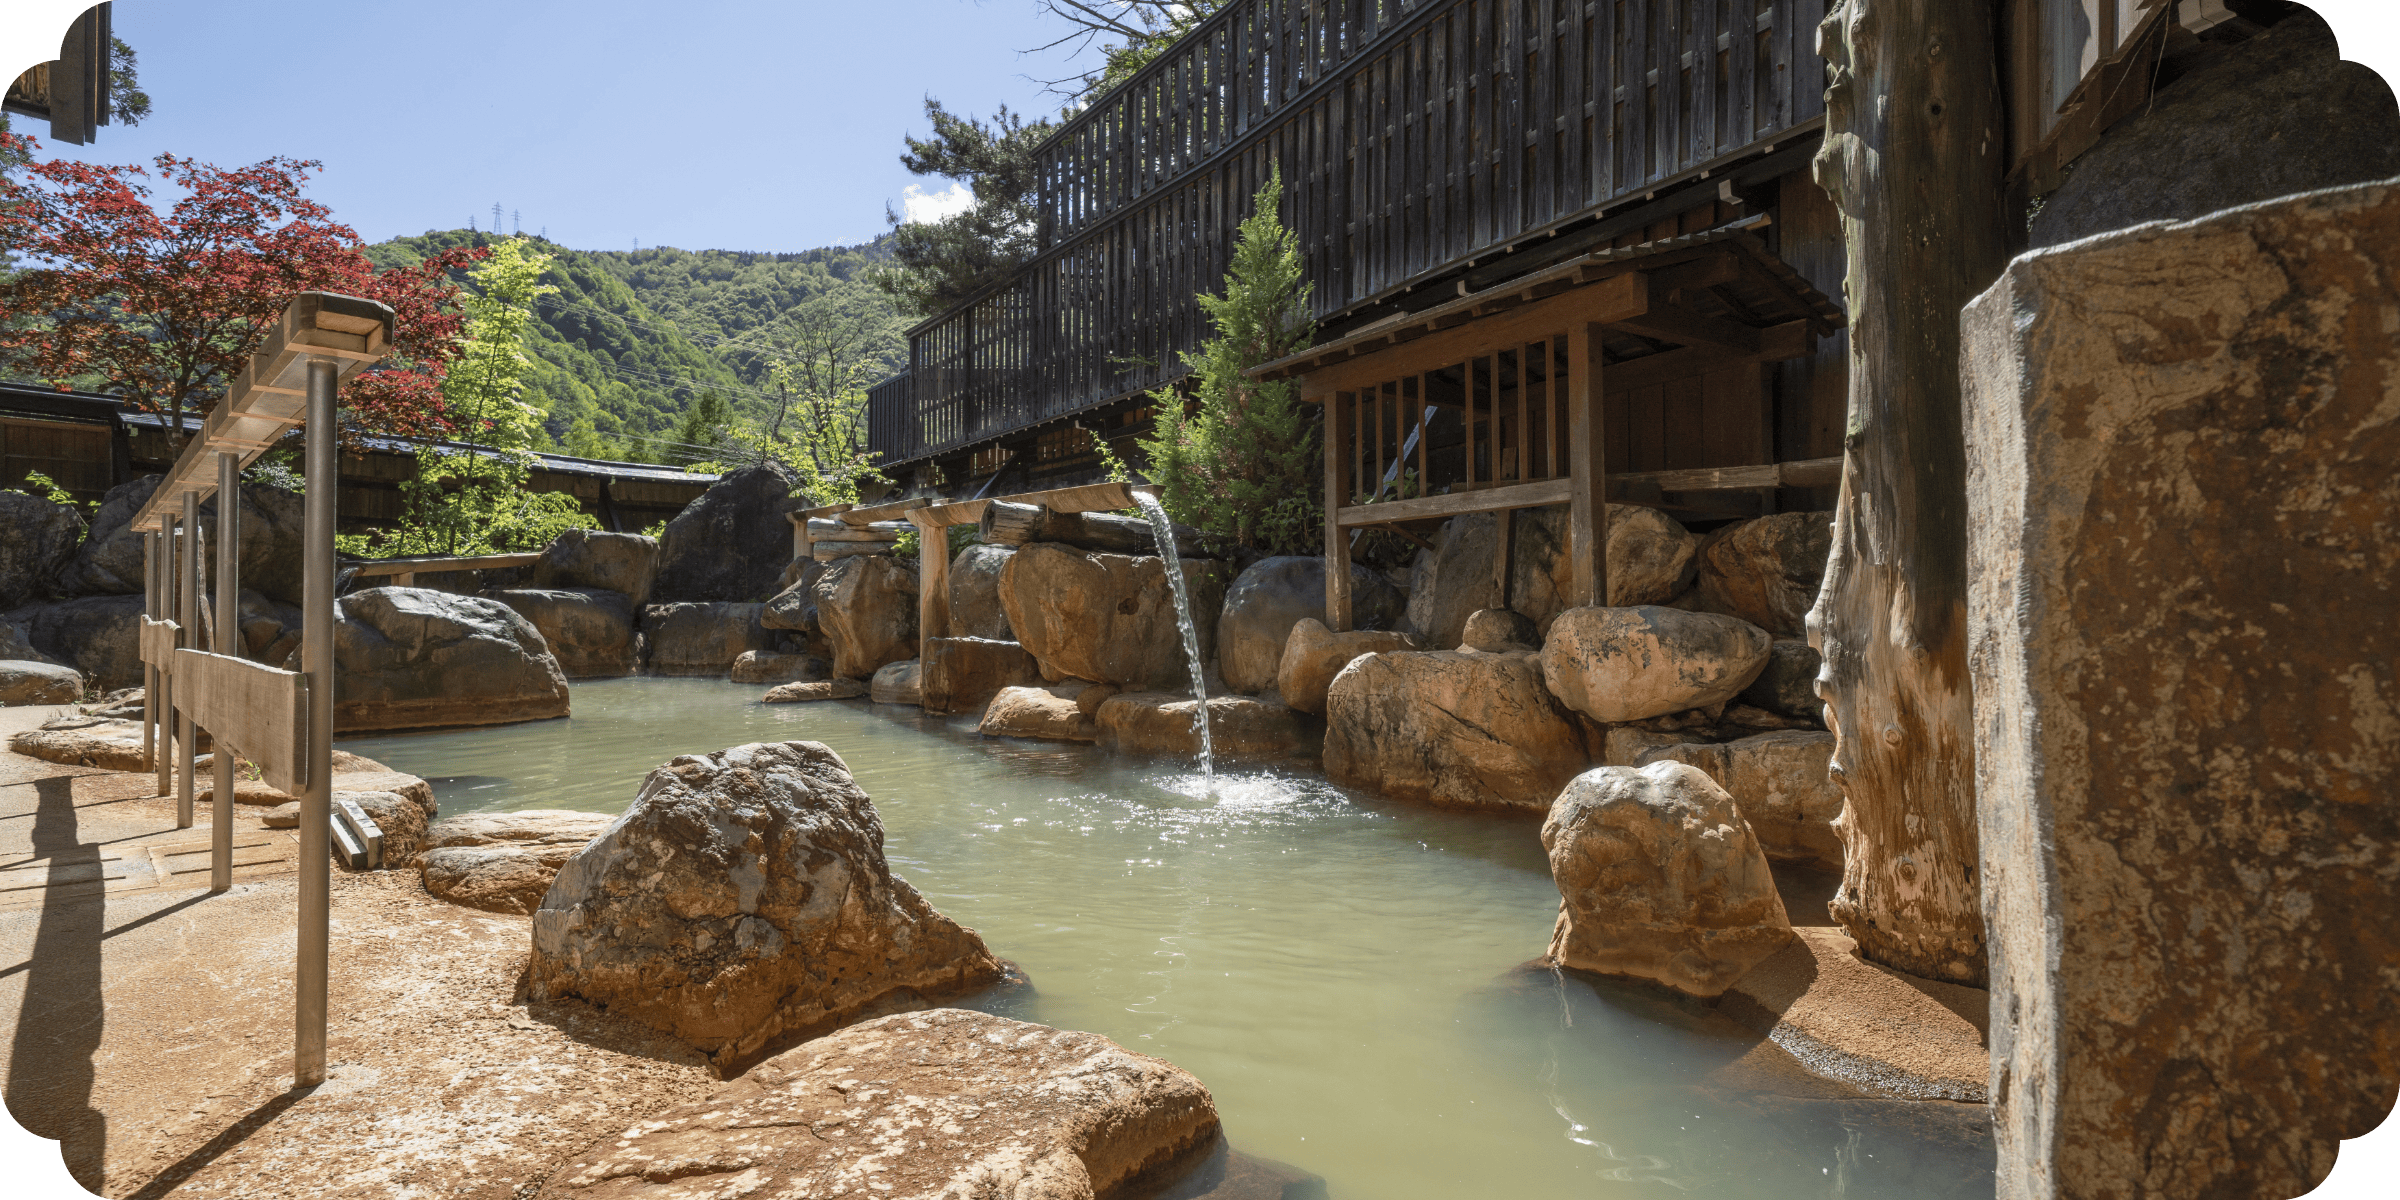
[760,559,826,632]
[531,528,660,610]
[1689,513,1834,638]
[1544,760,1794,997]
[236,589,303,662]
[947,543,1016,641]
[527,741,1007,1071]
[487,587,636,678]
[0,660,83,705]
[0,491,85,610]
[1213,556,1403,695]
[870,658,922,706]
[333,587,570,732]
[813,554,918,680]
[2031,12,2400,249]
[639,601,771,676]
[52,475,159,597]
[1405,505,1698,650]
[652,462,801,602]
[1541,605,1773,724]
[1742,638,1823,720]
[7,594,147,689]
[58,476,310,604]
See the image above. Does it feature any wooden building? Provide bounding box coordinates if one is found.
[0,381,712,531]
[865,0,1855,511]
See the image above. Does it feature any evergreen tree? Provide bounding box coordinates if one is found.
[670,390,732,464]
[1137,169,1320,554]
[876,101,1051,318]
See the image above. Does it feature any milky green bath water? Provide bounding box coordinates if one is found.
[345,678,1992,1199]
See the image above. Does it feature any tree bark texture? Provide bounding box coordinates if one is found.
[1805,0,2010,986]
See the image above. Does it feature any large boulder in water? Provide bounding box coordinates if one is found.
[333,586,570,732]
[1213,556,1403,695]
[1404,505,1697,650]
[651,462,800,602]
[532,1009,1219,1200]
[0,491,85,610]
[1541,605,1772,724]
[56,476,309,603]
[919,636,1036,715]
[1274,619,1415,716]
[1324,648,1599,810]
[6,594,147,689]
[977,682,1106,742]
[948,543,1016,641]
[1687,512,1834,638]
[487,587,636,678]
[870,658,921,705]
[1096,692,1302,760]
[999,543,1229,690]
[528,740,1008,1070]
[531,528,660,610]
[639,601,770,676]
[813,554,917,680]
[1543,760,1794,997]
[1635,729,1843,869]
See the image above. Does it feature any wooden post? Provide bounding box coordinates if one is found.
[789,511,811,562]
[211,451,238,893]
[154,518,174,798]
[1567,323,1609,608]
[1323,390,1354,631]
[1809,0,2009,986]
[908,511,948,660]
[176,490,198,829]
[1414,375,1429,491]
[141,530,157,770]
[1494,508,1513,610]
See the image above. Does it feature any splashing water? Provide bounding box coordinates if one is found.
[1131,492,1215,781]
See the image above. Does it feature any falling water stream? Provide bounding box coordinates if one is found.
[1133,491,1216,780]
[346,681,1995,1199]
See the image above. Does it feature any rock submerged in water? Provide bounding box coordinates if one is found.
[487,587,637,679]
[870,658,921,705]
[1541,605,1772,724]
[812,554,918,680]
[1543,760,1794,997]
[978,682,1107,742]
[762,678,865,702]
[918,635,1037,715]
[1324,648,1599,811]
[535,1008,1218,1200]
[1096,692,1302,759]
[1275,619,1414,716]
[528,741,1006,1070]
[335,587,570,732]
[727,649,825,685]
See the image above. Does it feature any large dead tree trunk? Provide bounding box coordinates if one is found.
[1805,0,2009,986]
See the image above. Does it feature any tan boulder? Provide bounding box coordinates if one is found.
[1213,555,1404,694]
[417,808,615,913]
[728,650,825,685]
[1602,726,1711,767]
[1404,505,1698,649]
[333,587,570,731]
[1541,605,1773,724]
[638,601,771,677]
[8,716,152,771]
[1274,619,1415,715]
[339,789,436,867]
[528,741,1005,1070]
[812,553,918,679]
[1689,512,1835,638]
[947,543,1017,641]
[1096,692,1303,759]
[1459,607,1539,652]
[533,1009,1218,1200]
[1637,730,1843,869]
[1544,760,1795,997]
[0,659,82,706]
[999,542,1228,689]
[762,678,866,702]
[1324,649,1598,811]
[919,636,1038,716]
[870,658,922,705]
[978,683,1102,742]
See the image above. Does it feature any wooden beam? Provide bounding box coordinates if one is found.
[1612,300,1762,354]
[1568,322,1609,608]
[1324,389,1353,631]
[1597,320,1817,391]
[349,552,542,577]
[907,511,949,661]
[1335,477,1571,527]
[1292,272,1649,396]
[838,497,932,525]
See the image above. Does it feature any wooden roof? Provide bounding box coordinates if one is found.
[1247,217,1845,385]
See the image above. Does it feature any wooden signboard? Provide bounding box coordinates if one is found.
[169,649,309,795]
[140,616,181,672]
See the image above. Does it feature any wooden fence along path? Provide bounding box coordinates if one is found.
[874,0,1829,470]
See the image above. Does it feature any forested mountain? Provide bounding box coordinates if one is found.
[364,231,910,462]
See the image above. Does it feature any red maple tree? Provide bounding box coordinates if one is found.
[0,130,487,449]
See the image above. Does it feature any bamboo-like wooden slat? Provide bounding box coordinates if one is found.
[169,649,309,795]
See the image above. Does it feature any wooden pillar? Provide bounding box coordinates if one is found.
[1494,508,1513,610]
[1322,390,1353,631]
[176,490,199,829]
[908,511,949,656]
[1809,0,2009,986]
[1567,323,1609,608]
[154,518,174,798]
[789,511,811,562]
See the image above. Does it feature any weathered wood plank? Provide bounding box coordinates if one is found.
[350,552,541,577]
[170,649,308,795]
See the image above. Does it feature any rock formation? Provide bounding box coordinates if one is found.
[1214,556,1403,694]
[638,601,770,677]
[762,678,866,702]
[1459,607,1539,652]
[919,636,1037,715]
[1543,760,1794,996]
[333,587,570,732]
[418,809,616,914]
[0,660,82,706]
[651,462,801,602]
[533,1009,1218,1200]
[999,543,1228,690]
[978,683,1106,742]
[812,553,918,680]
[1741,638,1823,720]
[8,594,160,690]
[1274,619,1413,715]
[727,650,824,685]
[870,658,921,705]
[1540,605,1772,724]
[1636,730,1842,869]
[947,543,1017,641]
[0,491,84,610]
[1096,692,1302,759]
[487,587,637,678]
[528,741,1006,1069]
[1404,504,1698,649]
[1688,513,1834,638]
[1324,649,1598,810]
[9,715,153,771]
[57,477,309,604]
[530,528,660,610]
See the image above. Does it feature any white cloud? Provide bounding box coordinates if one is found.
[900,182,976,225]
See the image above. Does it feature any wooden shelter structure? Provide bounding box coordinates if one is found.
[1245,217,1841,628]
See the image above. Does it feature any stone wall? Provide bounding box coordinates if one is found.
[1964,179,2400,1199]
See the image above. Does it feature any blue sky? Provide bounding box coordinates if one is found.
[26,0,1099,253]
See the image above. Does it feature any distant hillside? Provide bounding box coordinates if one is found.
[365,231,911,461]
